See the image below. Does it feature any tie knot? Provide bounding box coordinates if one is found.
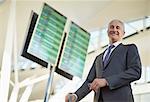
[109,45,115,50]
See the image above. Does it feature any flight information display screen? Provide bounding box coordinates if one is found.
[28,3,67,66]
[59,22,90,78]
[22,3,90,79]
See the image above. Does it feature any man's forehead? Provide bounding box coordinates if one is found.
[109,20,123,26]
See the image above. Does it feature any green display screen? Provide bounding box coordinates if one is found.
[59,22,90,78]
[28,3,67,65]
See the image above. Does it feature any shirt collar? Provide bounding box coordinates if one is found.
[108,41,121,48]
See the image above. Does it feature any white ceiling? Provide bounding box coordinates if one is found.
[47,0,112,29]
[46,0,149,31]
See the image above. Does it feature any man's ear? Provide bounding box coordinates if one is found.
[123,31,125,35]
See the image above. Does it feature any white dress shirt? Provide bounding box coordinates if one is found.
[103,41,121,61]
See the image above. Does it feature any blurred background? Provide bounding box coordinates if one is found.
[0,0,150,102]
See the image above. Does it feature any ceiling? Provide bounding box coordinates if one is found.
[45,0,149,31]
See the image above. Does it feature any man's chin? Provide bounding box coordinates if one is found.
[110,39,118,43]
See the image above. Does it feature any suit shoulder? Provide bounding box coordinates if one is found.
[123,44,137,48]
[96,53,103,58]
[94,53,102,61]
[123,44,139,53]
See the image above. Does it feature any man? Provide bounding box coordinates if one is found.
[65,19,141,102]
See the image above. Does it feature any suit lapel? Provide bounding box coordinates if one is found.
[103,43,123,69]
[94,53,104,102]
[95,53,104,78]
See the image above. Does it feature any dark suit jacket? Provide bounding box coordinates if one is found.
[75,43,141,102]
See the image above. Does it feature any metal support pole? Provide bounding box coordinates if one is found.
[44,65,56,102]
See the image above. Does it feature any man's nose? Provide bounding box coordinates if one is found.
[113,27,117,31]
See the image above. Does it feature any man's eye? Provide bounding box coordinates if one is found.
[116,26,120,29]
[110,25,114,29]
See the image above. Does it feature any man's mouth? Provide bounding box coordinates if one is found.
[109,31,119,35]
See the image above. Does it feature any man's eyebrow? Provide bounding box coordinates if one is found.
[110,25,114,27]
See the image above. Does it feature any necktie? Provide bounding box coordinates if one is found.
[103,45,114,67]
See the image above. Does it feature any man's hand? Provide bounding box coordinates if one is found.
[89,78,108,92]
[65,93,77,102]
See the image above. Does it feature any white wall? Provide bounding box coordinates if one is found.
[123,30,150,67]
[148,0,150,15]
[0,0,10,67]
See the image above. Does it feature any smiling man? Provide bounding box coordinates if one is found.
[108,20,125,43]
[65,19,142,102]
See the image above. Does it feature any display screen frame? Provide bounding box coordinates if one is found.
[27,3,67,66]
[21,11,48,67]
[21,11,73,80]
[58,21,90,78]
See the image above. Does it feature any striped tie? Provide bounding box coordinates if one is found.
[103,45,115,67]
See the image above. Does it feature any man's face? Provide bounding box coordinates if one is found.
[107,20,125,43]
